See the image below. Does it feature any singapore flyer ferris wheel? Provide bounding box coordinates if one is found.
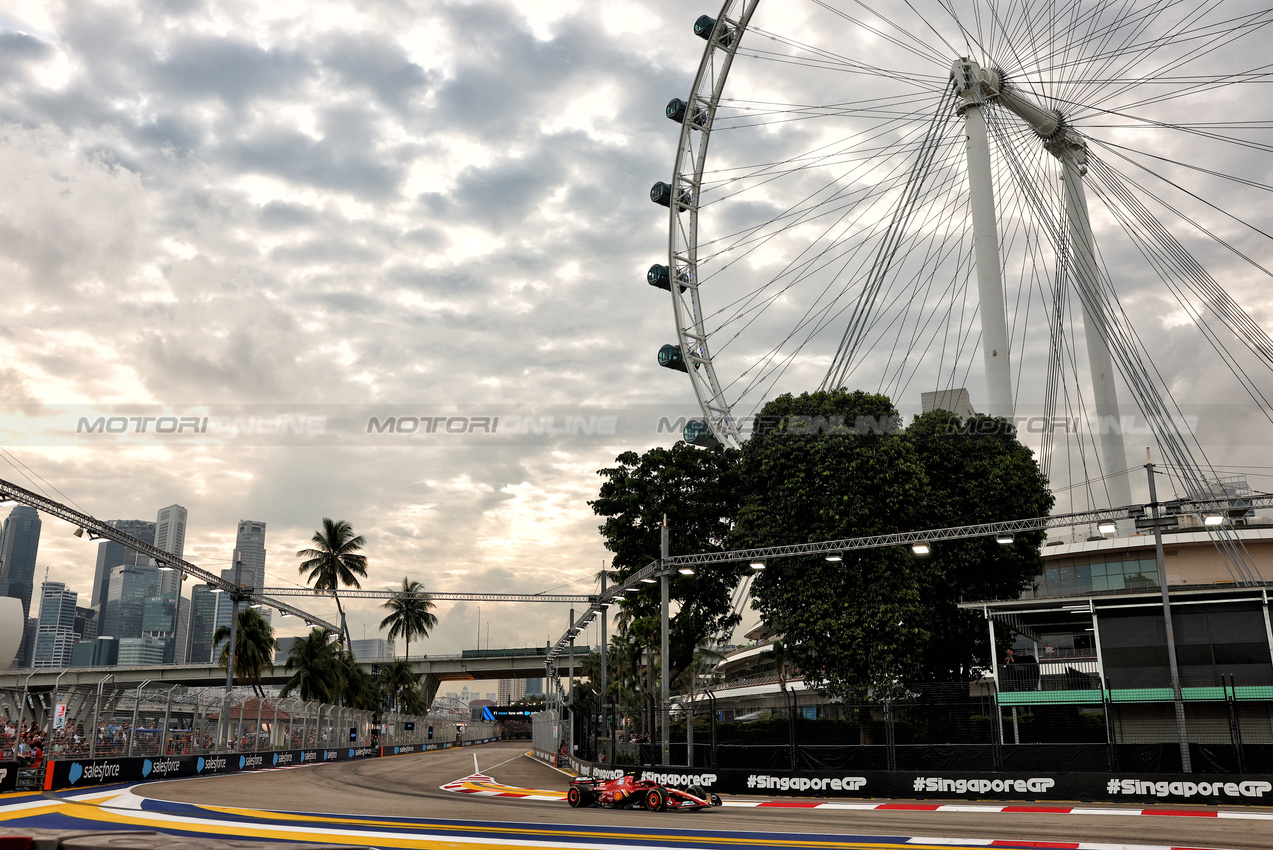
[651,0,1273,513]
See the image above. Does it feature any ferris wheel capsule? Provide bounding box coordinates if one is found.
[658,344,688,372]
[648,264,688,293]
[683,419,719,447]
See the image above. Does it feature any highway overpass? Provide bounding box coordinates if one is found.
[1,648,588,706]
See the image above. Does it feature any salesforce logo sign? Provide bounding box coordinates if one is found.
[68,763,83,784]
[239,756,246,770]
[197,757,205,774]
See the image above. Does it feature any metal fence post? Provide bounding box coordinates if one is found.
[128,682,149,758]
[161,686,175,756]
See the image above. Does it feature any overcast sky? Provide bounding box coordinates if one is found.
[2,0,1270,658]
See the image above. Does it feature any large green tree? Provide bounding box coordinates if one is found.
[379,577,438,658]
[297,518,369,650]
[590,441,745,687]
[732,389,1052,697]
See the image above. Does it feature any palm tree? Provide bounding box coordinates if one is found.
[376,658,421,713]
[280,627,339,703]
[379,577,438,658]
[297,518,369,649]
[213,607,278,697]
[335,649,379,709]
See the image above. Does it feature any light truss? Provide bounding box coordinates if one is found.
[260,587,594,603]
[0,477,340,632]
[543,492,1273,672]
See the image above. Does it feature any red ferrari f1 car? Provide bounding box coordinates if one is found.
[566,773,722,811]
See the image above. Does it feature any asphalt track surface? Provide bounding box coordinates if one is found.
[4,741,1271,849]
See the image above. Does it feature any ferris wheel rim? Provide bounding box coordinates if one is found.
[659,0,1273,470]
[666,0,761,449]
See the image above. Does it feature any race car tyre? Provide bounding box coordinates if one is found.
[645,787,666,812]
[567,786,588,808]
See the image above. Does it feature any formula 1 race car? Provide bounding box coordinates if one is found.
[566,773,722,811]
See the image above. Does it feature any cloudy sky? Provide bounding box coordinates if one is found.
[1,0,1270,658]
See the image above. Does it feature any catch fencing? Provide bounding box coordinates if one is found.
[0,682,490,762]
[586,679,1273,776]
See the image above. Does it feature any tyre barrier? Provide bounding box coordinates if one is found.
[39,737,503,791]
[568,758,1273,806]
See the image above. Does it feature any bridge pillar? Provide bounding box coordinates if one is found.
[421,674,442,709]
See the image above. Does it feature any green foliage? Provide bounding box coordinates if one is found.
[297,518,369,649]
[733,390,1053,698]
[281,627,338,703]
[590,442,746,686]
[213,607,278,697]
[379,577,439,658]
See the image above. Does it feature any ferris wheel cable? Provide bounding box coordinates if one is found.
[1083,152,1273,375]
[696,109,934,216]
[824,99,956,390]
[1092,137,1273,225]
[1071,16,1273,114]
[697,130,934,197]
[738,28,952,83]
[811,0,953,67]
[1086,172,1273,425]
[697,142,935,335]
[731,174,971,410]
[1055,9,1233,115]
[702,120,957,333]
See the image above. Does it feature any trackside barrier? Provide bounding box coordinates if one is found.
[530,709,562,766]
[41,737,503,791]
[568,757,1273,806]
[0,760,17,792]
[0,827,374,850]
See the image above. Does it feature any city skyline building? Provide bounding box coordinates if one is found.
[100,563,158,639]
[0,505,43,620]
[215,520,269,646]
[32,581,78,668]
[154,504,187,600]
[71,635,118,667]
[141,594,178,663]
[186,584,217,663]
[118,635,168,666]
[74,606,98,643]
[91,519,155,612]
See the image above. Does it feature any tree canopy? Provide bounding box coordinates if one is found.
[732,390,1053,697]
[590,441,746,686]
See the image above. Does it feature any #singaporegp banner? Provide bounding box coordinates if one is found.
[43,737,503,790]
[571,761,1273,807]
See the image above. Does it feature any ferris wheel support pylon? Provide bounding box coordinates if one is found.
[954,58,1133,507]
[954,59,1015,419]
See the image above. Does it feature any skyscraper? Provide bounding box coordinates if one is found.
[33,582,78,668]
[141,594,178,664]
[153,504,188,650]
[0,506,42,620]
[215,519,270,638]
[186,584,217,663]
[91,520,156,612]
[100,563,158,639]
[154,504,187,599]
[233,520,267,590]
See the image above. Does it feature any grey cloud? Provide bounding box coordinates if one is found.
[226,113,408,198]
[0,30,51,82]
[155,37,312,108]
[319,32,434,113]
